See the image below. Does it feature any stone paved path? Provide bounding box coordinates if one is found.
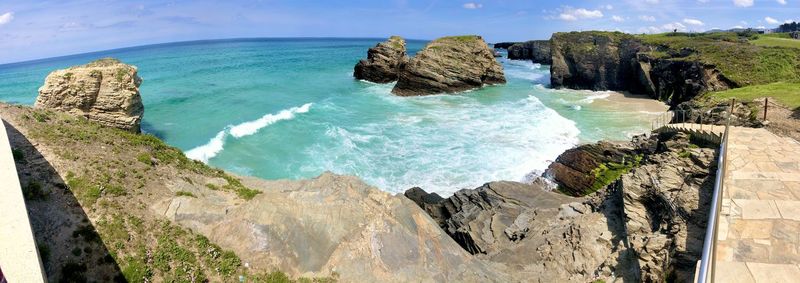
[714,126,800,282]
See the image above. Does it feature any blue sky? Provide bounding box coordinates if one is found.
[0,0,797,64]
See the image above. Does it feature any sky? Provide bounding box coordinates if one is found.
[0,0,797,64]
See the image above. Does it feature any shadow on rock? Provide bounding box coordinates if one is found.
[5,122,124,282]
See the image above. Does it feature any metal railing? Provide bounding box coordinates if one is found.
[694,99,734,283]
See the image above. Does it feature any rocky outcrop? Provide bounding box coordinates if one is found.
[492,42,518,49]
[674,99,762,127]
[407,132,716,282]
[404,182,573,255]
[507,40,552,64]
[545,138,650,196]
[353,36,407,83]
[155,172,506,282]
[35,58,143,132]
[636,52,735,106]
[392,35,506,96]
[550,32,645,92]
[550,31,735,107]
[618,132,715,282]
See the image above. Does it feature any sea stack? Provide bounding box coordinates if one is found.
[353,36,407,83]
[391,35,505,96]
[35,58,144,132]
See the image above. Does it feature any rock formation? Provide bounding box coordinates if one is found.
[35,58,144,132]
[155,172,506,282]
[545,139,648,196]
[550,31,734,106]
[353,36,407,83]
[507,40,552,64]
[405,182,574,255]
[391,35,506,96]
[407,132,716,282]
[491,42,518,49]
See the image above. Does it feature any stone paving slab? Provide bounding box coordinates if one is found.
[712,126,800,282]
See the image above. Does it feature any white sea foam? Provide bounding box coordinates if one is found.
[230,103,312,138]
[185,130,227,163]
[185,103,313,162]
[302,93,580,196]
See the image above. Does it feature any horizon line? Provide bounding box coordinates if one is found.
[0,36,436,67]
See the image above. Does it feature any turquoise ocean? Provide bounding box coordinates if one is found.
[0,38,664,195]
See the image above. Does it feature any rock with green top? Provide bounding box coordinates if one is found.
[35,58,144,132]
[353,36,407,83]
[392,35,505,96]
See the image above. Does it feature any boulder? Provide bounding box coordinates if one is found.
[507,40,552,64]
[353,36,407,83]
[35,58,144,132]
[392,35,506,96]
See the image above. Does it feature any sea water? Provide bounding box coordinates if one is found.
[0,38,665,195]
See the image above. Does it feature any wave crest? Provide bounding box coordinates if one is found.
[185,103,313,162]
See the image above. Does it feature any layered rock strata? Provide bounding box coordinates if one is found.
[35,58,144,132]
[391,35,506,96]
[407,132,716,282]
[550,32,734,106]
[353,36,407,83]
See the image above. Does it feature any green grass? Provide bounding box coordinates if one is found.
[175,191,196,198]
[439,35,480,42]
[576,154,644,196]
[751,36,800,49]
[706,81,800,108]
[22,181,47,201]
[637,32,800,86]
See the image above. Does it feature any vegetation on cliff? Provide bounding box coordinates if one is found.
[637,32,800,86]
[1,104,328,282]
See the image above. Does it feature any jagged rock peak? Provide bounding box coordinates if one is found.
[391,35,506,96]
[35,58,144,132]
[353,36,407,83]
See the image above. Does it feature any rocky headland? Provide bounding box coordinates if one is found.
[507,40,552,64]
[353,36,407,83]
[35,58,144,132]
[392,35,506,96]
[549,31,735,107]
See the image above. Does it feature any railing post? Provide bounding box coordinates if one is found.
[763,98,768,121]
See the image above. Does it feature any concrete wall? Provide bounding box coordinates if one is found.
[0,119,46,282]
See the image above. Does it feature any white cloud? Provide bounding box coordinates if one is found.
[733,0,753,7]
[645,0,660,3]
[786,19,795,23]
[683,18,704,26]
[463,2,483,9]
[662,22,687,31]
[732,25,744,29]
[612,15,625,22]
[765,16,780,24]
[604,5,614,10]
[777,0,787,4]
[558,8,603,21]
[639,15,656,22]
[698,0,710,2]
[757,25,766,29]
[638,22,689,34]
[0,12,13,26]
